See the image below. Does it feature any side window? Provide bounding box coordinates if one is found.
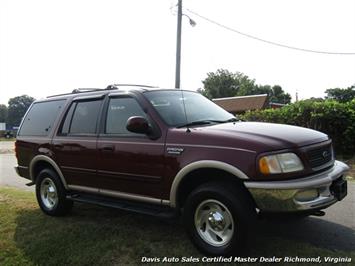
[60,103,76,135]
[19,100,65,136]
[60,100,102,135]
[106,97,146,135]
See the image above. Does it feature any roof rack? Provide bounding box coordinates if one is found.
[71,87,116,94]
[47,84,156,98]
[107,84,157,89]
[47,87,116,98]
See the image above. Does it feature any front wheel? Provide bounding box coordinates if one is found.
[183,182,256,255]
[35,168,73,216]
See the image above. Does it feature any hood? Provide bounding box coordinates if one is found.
[195,122,328,151]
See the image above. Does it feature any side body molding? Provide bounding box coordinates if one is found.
[169,160,249,207]
[29,155,69,189]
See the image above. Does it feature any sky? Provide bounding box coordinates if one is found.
[1,0,354,105]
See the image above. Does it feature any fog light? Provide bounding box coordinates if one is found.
[295,189,319,202]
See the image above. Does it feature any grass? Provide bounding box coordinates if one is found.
[0,138,15,141]
[0,187,354,266]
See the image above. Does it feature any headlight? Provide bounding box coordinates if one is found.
[259,152,304,174]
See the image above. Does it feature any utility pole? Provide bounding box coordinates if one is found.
[175,0,182,89]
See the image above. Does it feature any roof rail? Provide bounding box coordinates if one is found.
[47,87,117,98]
[107,84,157,89]
[71,87,116,93]
[47,83,156,98]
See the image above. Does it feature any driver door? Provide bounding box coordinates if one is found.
[96,95,166,199]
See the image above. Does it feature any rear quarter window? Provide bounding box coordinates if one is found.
[18,100,66,136]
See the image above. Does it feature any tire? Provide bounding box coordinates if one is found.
[183,182,256,255]
[35,168,73,216]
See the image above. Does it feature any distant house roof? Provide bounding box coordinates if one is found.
[212,94,268,113]
[269,102,286,109]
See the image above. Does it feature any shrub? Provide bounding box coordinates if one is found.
[240,99,355,155]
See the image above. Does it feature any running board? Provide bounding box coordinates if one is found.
[66,192,177,219]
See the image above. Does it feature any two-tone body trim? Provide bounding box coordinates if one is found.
[67,184,170,205]
[29,155,69,189]
[169,160,250,207]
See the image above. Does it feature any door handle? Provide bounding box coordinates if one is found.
[101,145,115,152]
[54,144,63,149]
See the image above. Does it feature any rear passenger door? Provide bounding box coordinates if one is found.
[52,96,103,189]
[97,95,166,200]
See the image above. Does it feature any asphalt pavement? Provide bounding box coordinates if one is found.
[0,145,354,251]
[0,153,34,191]
[255,184,355,251]
[0,140,15,154]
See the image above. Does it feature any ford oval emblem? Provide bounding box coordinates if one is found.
[322,150,329,158]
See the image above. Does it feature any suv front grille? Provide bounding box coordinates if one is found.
[306,144,333,170]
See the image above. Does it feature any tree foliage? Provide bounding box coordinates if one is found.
[269,85,292,104]
[199,69,242,99]
[7,95,35,126]
[325,86,355,103]
[200,69,291,104]
[0,104,7,123]
[241,99,355,155]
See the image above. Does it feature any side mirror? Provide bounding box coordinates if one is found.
[126,116,150,134]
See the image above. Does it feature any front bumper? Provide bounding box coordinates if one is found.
[244,160,349,212]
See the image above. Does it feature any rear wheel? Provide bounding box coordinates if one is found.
[183,182,256,255]
[36,169,73,216]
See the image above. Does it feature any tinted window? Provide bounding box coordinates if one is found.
[69,100,102,134]
[144,91,234,126]
[60,103,76,135]
[106,97,146,134]
[19,100,65,136]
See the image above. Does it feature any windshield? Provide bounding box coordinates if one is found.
[144,90,235,127]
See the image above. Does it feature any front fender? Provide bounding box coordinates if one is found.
[169,160,250,207]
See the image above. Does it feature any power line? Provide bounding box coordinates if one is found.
[186,8,355,55]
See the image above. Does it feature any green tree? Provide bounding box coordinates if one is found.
[325,86,355,103]
[0,104,7,122]
[268,85,292,104]
[201,69,242,99]
[200,69,291,103]
[7,95,35,126]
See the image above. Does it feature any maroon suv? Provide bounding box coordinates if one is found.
[15,85,349,255]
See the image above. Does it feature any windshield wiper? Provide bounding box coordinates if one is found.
[177,118,240,128]
[207,118,239,123]
[177,120,214,128]
[220,117,239,123]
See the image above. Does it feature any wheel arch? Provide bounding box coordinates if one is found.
[29,155,68,189]
[169,160,251,208]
